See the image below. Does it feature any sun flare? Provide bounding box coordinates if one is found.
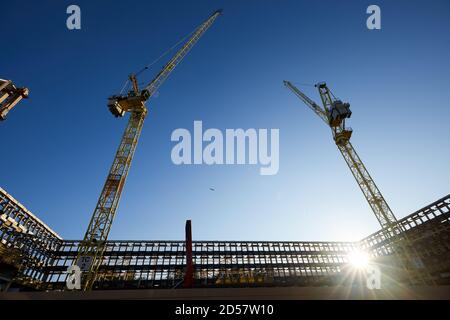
[348,250,370,269]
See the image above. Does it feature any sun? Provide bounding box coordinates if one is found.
[347,250,370,269]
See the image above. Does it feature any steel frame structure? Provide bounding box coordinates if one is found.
[361,195,450,276]
[0,187,61,242]
[0,187,61,289]
[1,187,449,291]
[43,240,358,290]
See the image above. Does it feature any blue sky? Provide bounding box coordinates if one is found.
[1,0,449,241]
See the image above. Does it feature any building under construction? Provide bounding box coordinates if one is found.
[0,187,449,294]
[1,10,449,299]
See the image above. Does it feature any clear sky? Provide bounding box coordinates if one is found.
[1,0,449,242]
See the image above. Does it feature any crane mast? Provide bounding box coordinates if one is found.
[284,81,434,285]
[76,10,222,291]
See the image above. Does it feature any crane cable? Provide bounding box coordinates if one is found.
[291,82,315,87]
[119,25,199,95]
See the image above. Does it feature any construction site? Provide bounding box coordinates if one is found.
[1,7,449,300]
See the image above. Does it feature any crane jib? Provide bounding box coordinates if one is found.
[141,10,222,101]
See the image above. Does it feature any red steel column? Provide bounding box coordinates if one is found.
[183,220,194,288]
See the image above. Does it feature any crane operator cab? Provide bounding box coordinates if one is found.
[328,99,353,146]
[327,100,352,127]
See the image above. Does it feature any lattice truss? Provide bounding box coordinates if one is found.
[1,187,449,290]
[0,188,62,288]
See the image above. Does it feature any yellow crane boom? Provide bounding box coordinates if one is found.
[284,80,434,285]
[77,10,222,291]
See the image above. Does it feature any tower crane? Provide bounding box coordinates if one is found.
[284,81,434,285]
[76,10,222,291]
[0,79,29,121]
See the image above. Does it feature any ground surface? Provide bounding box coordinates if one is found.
[1,286,449,300]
